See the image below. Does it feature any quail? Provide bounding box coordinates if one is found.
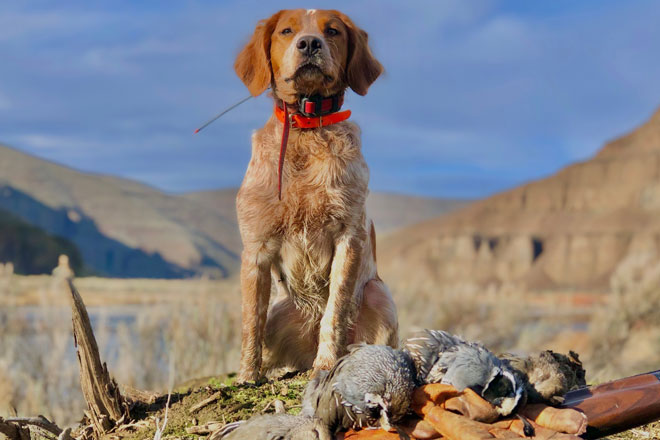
[500,350,586,405]
[302,344,418,434]
[213,413,332,440]
[404,330,525,416]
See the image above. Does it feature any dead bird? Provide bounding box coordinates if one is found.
[404,330,525,416]
[302,344,418,435]
[213,413,332,440]
[500,350,586,405]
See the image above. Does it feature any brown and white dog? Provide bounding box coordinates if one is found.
[234,9,398,382]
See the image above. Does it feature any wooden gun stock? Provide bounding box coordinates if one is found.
[562,370,660,438]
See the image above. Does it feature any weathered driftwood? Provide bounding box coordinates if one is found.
[188,390,227,414]
[4,415,63,437]
[68,279,129,437]
[122,385,162,405]
[58,427,73,440]
[0,415,71,440]
[0,417,30,440]
[185,422,225,435]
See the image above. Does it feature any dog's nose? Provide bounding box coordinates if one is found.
[296,36,323,56]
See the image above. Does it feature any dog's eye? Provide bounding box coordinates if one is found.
[325,28,339,37]
[280,27,293,35]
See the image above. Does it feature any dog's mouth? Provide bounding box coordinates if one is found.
[285,62,334,84]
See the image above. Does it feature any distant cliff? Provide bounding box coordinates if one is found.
[380,107,660,291]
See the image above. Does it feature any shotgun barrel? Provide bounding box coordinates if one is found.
[562,369,660,438]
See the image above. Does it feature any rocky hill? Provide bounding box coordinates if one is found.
[379,107,660,292]
[0,208,83,275]
[0,144,463,278]
[0,145,240,278]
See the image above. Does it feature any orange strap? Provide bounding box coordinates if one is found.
[274,104,351,129]
[277,101,290,201]
[273,102,351,201]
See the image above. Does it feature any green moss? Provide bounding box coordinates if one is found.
[97,372,660,439]
[207,377,224,389]
[102,373,310,440]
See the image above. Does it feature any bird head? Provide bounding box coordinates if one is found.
[482,367,525,416]
[364,392,392,431]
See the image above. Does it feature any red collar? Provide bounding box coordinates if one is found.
[274,95,351,200]
[274,105,351,129]
[274,94,351,129]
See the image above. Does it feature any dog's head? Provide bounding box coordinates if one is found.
[235,9,382,102]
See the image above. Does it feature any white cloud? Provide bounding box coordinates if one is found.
[7,134,97,152]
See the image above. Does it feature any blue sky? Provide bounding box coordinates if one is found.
[1,1,660,198]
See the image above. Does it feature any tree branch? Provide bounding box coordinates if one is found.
[68,279,129,437]
[5,415,62,437]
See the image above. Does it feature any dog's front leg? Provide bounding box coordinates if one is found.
[237,248,272,383]
[313,231,364,373]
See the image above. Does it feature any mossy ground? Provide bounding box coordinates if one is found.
[92,373,660,440]
[100,372,310,440]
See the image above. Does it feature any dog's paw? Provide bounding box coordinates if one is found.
[236,369,262,384]
[311,354,336,376]
[310,366,329,380]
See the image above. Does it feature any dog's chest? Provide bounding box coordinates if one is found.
[277,226,336,310]
[267,123,368,234]
[275,180,349,308]
[238,122,368,309]
[275,128,366,309]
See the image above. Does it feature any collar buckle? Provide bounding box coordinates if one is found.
[299,94,341,117]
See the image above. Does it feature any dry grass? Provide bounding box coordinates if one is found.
[609,423,660,439]
[0,274,242,426]
[2,261,660,437]
[393,278,590,355]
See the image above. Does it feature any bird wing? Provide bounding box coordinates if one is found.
[437,343,499,391]
[329,345,391,427]
[405,330,466,383]
[329,347,368,409]
[301,370,329,417]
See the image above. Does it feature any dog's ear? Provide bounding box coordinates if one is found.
[234,11,283,96]
[337,13,383,96]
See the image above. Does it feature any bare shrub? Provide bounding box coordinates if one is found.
[587,251,660,381]
[395,280,537,352]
